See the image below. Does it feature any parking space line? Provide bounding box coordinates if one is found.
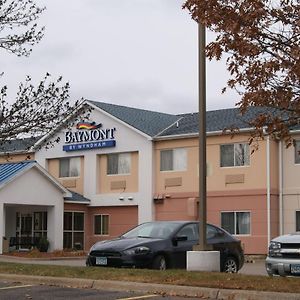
[0,284,33,290]
[117,294,159,300]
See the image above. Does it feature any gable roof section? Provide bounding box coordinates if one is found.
[0,137,40,154]
[0,161,70,196]
[157,106,271,137]
[64,190,91,204]
[88,100,180,137]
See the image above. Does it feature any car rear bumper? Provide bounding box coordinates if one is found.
[265,256,300,276]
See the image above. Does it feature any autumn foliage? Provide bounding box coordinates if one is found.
[183,0,300,146]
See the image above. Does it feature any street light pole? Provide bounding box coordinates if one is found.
[197,21,208,251]
[187,20,219,272]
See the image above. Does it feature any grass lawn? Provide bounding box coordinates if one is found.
[0,262,299,294]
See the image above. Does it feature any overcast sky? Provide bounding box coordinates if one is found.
[2,0,240,115]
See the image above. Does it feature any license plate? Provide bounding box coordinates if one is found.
[291,264,300,274]
[96,257,107,266]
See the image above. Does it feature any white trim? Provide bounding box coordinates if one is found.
[266,135,271,246]
[279,140,283,235]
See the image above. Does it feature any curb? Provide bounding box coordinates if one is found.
[0,273,299,300]
[0,255,86,261]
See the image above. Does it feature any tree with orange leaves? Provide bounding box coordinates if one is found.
[183,0,300,146]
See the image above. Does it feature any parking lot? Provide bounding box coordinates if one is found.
[0,280,205,300]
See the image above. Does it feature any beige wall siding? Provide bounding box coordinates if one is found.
[155,134,270,194]
[97,151,139,194]
[47,157,84,194]
[0,153,34,163]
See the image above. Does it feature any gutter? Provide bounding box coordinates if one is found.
[266,135,271,246]
[279,140,283,235]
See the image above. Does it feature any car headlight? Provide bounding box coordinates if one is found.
[268,241,282,257]
[123,246,150,256]
[88,240,107,254]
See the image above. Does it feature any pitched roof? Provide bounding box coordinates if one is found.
[64,190,91,204]
[0,137,40,153]
[0,161,71,197]
[88,100,180,137]
[0,161,34,186]
[158,106,270,137]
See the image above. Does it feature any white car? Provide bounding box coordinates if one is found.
[266,232,300,276]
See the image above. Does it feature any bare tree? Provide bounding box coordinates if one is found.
[183,0,300,146]
[0,1,88,148]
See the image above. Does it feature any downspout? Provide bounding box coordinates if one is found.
[279,140,283,235]
[267,135,271,246]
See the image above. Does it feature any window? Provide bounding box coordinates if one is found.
[296,211,300,231]
[94,215,109,235]
[295,141,300,164]
[220,143,250,167]
[59,157,80,177]
[177,224,198,241]
[33,212,47,239]
[107,153,131,175]
[160,148,187,171]
[221,211,250,235]
[63,212,84,250]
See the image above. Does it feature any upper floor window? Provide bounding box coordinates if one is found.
[107,153,131,175]
[221,211,250,235]
[160,148,187,171]
[294,141,300,164]
[59,157,80,178]
[220,143,250,167]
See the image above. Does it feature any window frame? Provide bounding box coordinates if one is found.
[107,153,131,175]
[294,140,300,165]
[94,214,110,235]
[220,143,250,168]
[160,148,187,172]
[220,211,251,236]
[63,211,85,250]
[296,211,300,231]
[59,157,81,178]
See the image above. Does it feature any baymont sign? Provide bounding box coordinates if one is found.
[63,122,116,152]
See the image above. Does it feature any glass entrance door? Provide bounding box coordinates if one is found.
[16,213,33,250]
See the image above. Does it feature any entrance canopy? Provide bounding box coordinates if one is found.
[0,161,71,254]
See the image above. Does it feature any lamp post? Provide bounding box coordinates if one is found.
[196,21,208,251]
[187,18,220,273]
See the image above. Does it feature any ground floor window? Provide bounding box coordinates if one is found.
[221,211,250,235]
[15,212,48,250]
[33,212,47,239]
[63,212,84,250]
[296,211,300,231]
[94,215,109,235]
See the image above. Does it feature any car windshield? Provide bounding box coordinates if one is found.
[122,222,179,239]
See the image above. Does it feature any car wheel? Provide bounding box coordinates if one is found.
[223,257,238,273]
[152,255,167,270]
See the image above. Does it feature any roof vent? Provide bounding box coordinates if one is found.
[176,122,179,128]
